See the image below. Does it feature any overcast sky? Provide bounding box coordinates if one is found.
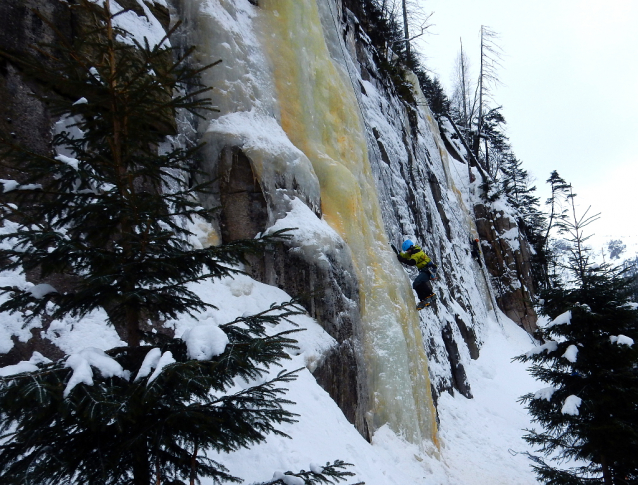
[413,0,638,255]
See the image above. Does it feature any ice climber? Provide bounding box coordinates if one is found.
[392,239,438,310]
[471,237,482,266]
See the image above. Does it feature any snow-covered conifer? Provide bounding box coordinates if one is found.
[0,2,352,484]
[516,191,638,485]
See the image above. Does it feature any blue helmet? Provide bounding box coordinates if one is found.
[402,239,414,252]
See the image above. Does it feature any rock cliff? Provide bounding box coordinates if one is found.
[0,0,538,445]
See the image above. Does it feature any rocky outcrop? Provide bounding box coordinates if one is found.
[474,203,537,333]
[210,145,369,438]
[1,0,537,439]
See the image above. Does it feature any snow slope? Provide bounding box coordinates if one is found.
[0,201,541,483]
[0,0,546,483]
[195,273,541,485]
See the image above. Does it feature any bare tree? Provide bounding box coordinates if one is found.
[450,39,478,135]
[475,25,504,158]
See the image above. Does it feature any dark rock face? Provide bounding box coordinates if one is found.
[0,0,178,362]
[0,0,76,365]
[441,322,473,399]
[211,145,369,439]
[474,203,538,333]
[0,0,72,162]
[262,243,369,439]
[218,147,269,243]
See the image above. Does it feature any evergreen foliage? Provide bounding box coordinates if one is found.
[541,172,572,289]
[0,2,356,484]
[515,193,638,485]
[346,0,447,113]
[414,69,451,120]
[0,0,232,347]
[500,154,537,210]
[480,107,509,176]
[606,240,627,261]
[623,256,638,303]
[0,303,305,485]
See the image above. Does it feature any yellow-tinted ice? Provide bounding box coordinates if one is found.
[259,0,438,447]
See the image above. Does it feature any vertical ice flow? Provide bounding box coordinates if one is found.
[259,0,437,446]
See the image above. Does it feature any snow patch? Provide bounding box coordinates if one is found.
[266,197,346,270]
[147,351,176,384]
[55,154,80,170]
[134,347,162,382]
[561,395,582,415]
[526,340,558,357]
[610,335,634,346]
[0,361,38,377]
[534,387,556,401]
[562,344,578,363]
[64,348,126,397]
[27,283,58,299]
[271,472,304,485]
[0,179,19,192]
[548,310,571,327]
[181,324,229,361]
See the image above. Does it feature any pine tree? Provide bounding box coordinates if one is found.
[0,2,355,484]
[515,192,638,485]
[415,69,450,120]
[500,154,536,211]
[623,256,638,303]
[479,107,509,177]
[541,171,572,289]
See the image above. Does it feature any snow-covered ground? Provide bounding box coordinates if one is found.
[1,227,541,484]
[204,279,541,485]
[0,1,548,483]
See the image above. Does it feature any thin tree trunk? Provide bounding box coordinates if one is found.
[477,26,484,159]
[133,441,150,485]
[484,137,489,175]
[190,440,199,485]
[460,39,468,132]
[402,0,410,58]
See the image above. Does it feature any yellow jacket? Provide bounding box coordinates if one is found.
[398,245,432,270]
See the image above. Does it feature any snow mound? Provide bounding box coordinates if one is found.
[610,335,634,346]
[64,348,126,397]
[266,197,346,269]
[182,324,229,361]
[147,351,176,385]
[534,387,556,401]
[548,310,571,327]
[134,348,162,382]
[562,345,578,363]
[561,395,582,415]
[526,340,558,357]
